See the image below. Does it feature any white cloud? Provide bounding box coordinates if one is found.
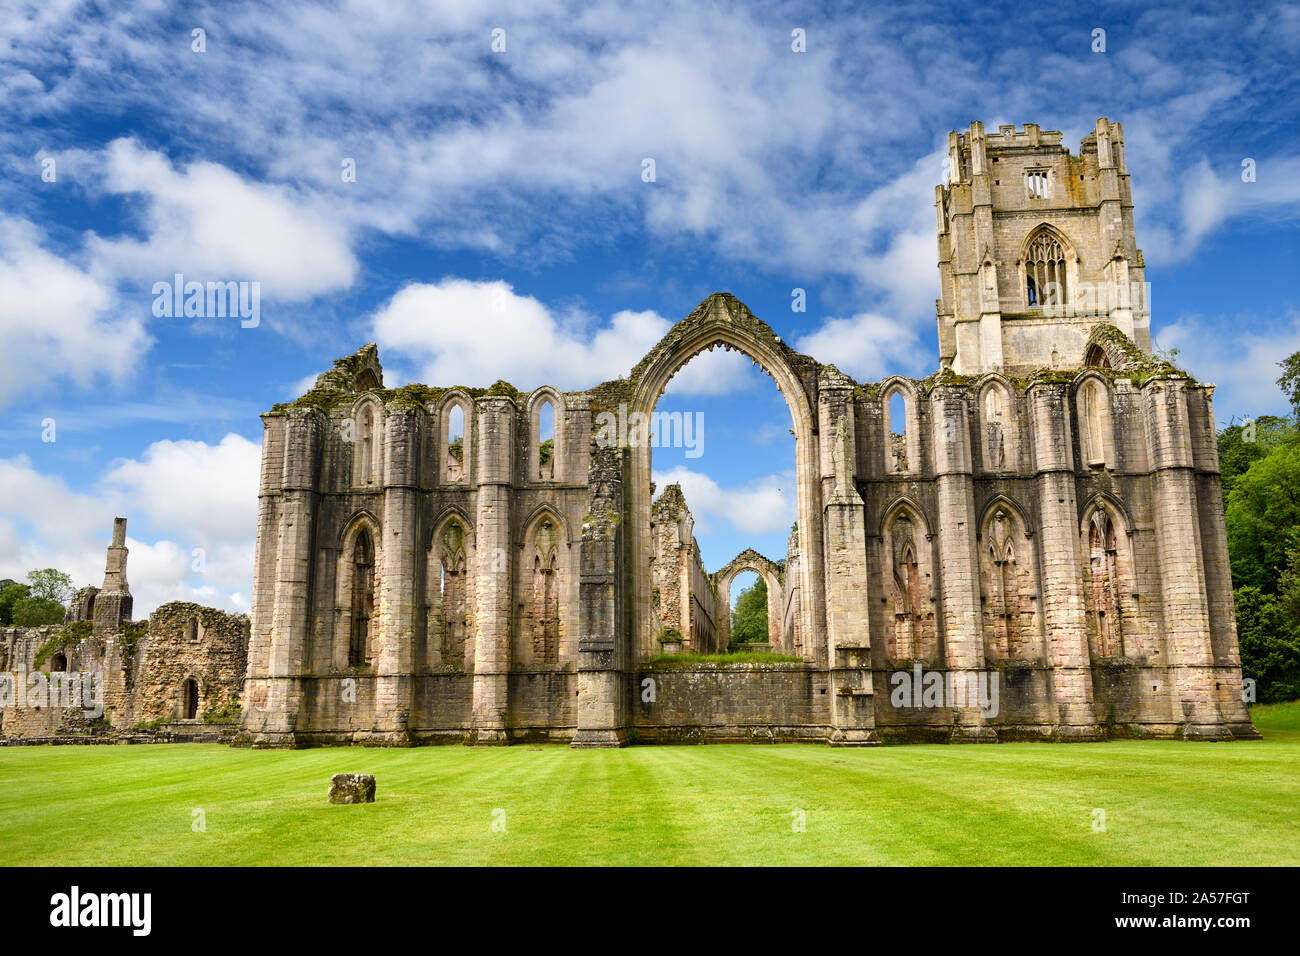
[0,215,149,406]
[0,433,260,616]
[370,277,754,394]
[1156,309,1300,421]
[796,312,926,382]
[653,466,794,538]
[86,139,358,301]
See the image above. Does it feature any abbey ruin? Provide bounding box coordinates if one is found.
[1,519,248,742]
[0,118,1259,747]
[236,119,1259,747]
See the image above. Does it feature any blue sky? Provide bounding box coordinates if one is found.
[2,0,1298,614]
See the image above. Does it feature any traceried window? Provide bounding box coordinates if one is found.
[1024,230,1068,309]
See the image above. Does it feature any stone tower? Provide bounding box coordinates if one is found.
[65,516,133,634]
[936,119,1151,375]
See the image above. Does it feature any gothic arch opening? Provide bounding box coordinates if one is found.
[1081,502,1134,661]
[336,514,381,669]
[628,307,824,664]
[713,551,785,652]
[978,499,1043,662]
[880,501,938,663]
[427,513,474,670]
[519,510,566,665]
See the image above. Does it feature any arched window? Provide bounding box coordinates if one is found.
[524,517,562,663]
[983,386,1007,470]
[888,513,922,660]
[51,653,67,673]
[186,618,200,643]
[183,678,199,720]
[349,529,375,666]
[355,404,377,484]
[885,388,909,473]
[445,403,466,482]
[537,398,556,480]
[428,519,471,667]
[1087,511,1124,658]
[980,503,1040,662]
[1024,229,1068,309]
[1078,378,1109,469]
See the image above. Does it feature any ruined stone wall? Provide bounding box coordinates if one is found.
[242,123,1257,748]
[133,603,249,725]
[1,599,247,742]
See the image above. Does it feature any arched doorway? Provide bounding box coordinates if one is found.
[713,548,787,651]
[182,678,199,720]
[627,295,825,663]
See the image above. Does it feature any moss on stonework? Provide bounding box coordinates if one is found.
[202,698,242,725]
[118,619,148,658]
[34,620,92,668]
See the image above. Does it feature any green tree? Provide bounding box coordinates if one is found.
[1217,414,1295,498]
[26,568,73,604]
[1276,351,1300,414]
[1234,584,1300,703]
[1225,442,1300,591]
[729,577,768,650]
[10,595,65,626]
[0,580,22,625]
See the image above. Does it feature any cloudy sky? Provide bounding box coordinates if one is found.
[2,0,1298,613]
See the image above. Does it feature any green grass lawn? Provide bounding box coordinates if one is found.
[2,703,1297,866]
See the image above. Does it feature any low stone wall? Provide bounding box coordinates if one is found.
[633,663,831,742]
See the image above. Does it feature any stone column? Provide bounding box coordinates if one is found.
[373,404,421,744]
[1027,382,1100,739]
[931,385,995,741]
[1143,379,1229,739]
[819,384,878,746]
[1186,387,1259,739]
[241,407,322,747]
[572,442,629,748]
[471,397,515,744]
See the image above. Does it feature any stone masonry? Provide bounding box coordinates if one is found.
[237,118,1258,747]
[1,518,248,743]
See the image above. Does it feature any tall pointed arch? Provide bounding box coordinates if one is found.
[336,511,382,668]
[977,496,1042,661]
[1079,495,1137,661]
[427,510,475,670]
[519,506,568,665]
[625,295,826,663]
[528,387,562,482]
[879,498,937,663]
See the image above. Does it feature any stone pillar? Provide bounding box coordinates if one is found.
[1186,387,1260,739]
[239,407,322,746]
[1143,379,1229,739]
[931,385,995,741]
[373,404,421,744]
[93,517,133,635]
[572,443,629,748]
[471,397,514,744]
[1027,382,1100,739]
[819,387,878,746]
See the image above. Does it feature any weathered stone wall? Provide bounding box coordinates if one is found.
[241,117,1258,748]
[133,603,249,725]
